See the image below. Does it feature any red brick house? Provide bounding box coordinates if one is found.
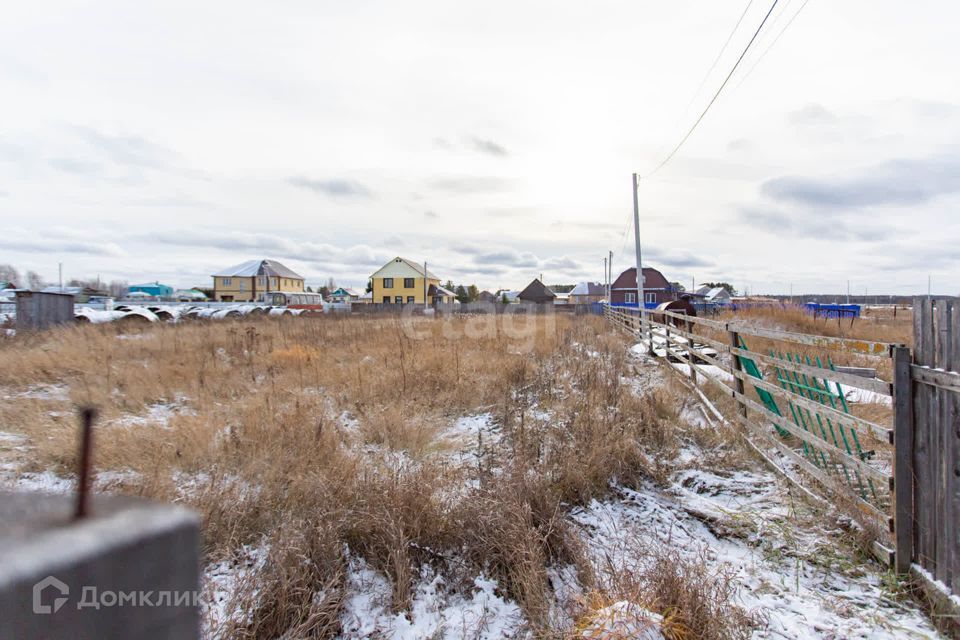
[610,267,676,307]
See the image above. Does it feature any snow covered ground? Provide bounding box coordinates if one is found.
[0,342,942,639]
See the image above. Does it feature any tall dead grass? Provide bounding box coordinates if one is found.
[0,314,751,637]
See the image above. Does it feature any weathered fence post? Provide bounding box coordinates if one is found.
[664,323,671,361]
[892,343,914,574]
[728,325,747,421]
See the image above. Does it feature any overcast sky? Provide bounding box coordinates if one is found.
[1,1,958,294]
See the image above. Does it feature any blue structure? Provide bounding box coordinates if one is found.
[805,302,861,319]
[608,302,660,310]
[129,282,174,298]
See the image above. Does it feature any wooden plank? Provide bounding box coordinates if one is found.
[645,306,894,354]
[730,345,892,396]
[659,342,892,537]
[734,388,890,484]
[913,298,934,573]
[668,342,890,486]
[910,563,960,638]
[648,321,731,354]
[934,300,948,584]
[728,328,748,421]
[911,365,960,393]
[939,299,957,589]
[728,323,894,356]
[835,366,879,378]
[949,300,960,590]
[656,330,893,443]
[724,356,892,442]
[893,344,915,574]
[649,318,894,441]
[734,411,890,526]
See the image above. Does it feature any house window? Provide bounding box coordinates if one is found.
[222,295,234,302]
[258,276,266,286]
[239,281,246,291]
[407,296,415,303]
[222,278,232,286]
[383,278,394,288]
[645,293,656,303]
[404,278,415,289]
[383,296,391,303]
[625,292,636,304]
[395,296,403,304]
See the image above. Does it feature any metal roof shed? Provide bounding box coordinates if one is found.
[15,291,74,330]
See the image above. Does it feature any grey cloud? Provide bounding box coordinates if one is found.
[871,246,957,272]
[461,265,508,276]
[550,220,621,232]
[71,125,180,170]
[540,256,580,271]
[904,99,960,119]
[429,176,513,193]
[485,207,536,218]
[434,136,509,157]
[130,196,211,208]
[787,103,837,126]
[474,250,538,269]
[289,177,372,198]
[737,207,893,242]
[0,232,126,258]
[466,137,508,157]
[643,247,713,269]
[49,157,102,175]
[760,153,960,209]
[148,229,387,267]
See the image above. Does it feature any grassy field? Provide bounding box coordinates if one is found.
[0,314,763,638]
[0,309,933,638]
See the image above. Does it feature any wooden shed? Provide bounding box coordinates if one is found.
[517,279,556,304]
[15,291,74,330]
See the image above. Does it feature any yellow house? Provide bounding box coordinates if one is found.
[212,259,305,302]
[370,257,456,305]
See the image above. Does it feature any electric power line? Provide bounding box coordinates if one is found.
[679,0,757,126]
[735,0,813,89]
[646,0,781,177]
[649,0,757,166]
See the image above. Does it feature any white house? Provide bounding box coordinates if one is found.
[703,287,732,305]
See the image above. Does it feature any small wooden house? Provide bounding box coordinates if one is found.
[517,279,556,304]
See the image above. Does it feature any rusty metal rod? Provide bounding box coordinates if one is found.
[75,407,97,519]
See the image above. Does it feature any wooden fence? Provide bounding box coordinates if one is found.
[910,298,960,597]
[605,305,901,564]
[606,299,960,627]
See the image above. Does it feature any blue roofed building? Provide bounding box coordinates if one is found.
[128,282,174,298]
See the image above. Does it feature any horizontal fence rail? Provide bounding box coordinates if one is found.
[605,304,899,565]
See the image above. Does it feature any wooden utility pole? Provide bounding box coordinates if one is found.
[632,173,647,338]
[608,250,613,302]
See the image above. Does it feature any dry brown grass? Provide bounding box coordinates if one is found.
[580,545,760,640]
[1,313,753,637]
[717,305,912,347]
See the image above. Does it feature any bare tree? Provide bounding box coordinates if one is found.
[108,280,129,298]
[0,264,20,286]
[26,271,45,290]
